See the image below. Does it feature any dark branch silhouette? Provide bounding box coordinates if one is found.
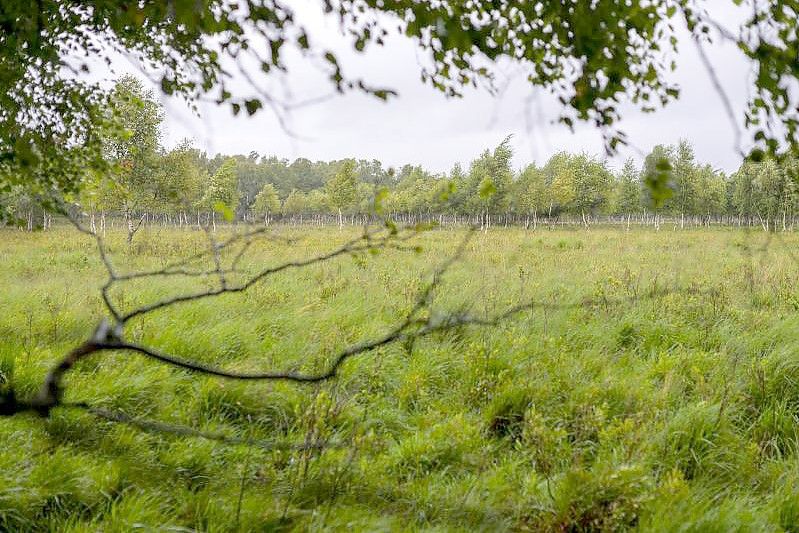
[0,211,708,450]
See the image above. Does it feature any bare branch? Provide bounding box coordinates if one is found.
[60,206,122,321]
[119,227,417,322]
[691,22,743,156]
[0,211,716,458]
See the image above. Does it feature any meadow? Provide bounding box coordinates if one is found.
[3,224,799,531]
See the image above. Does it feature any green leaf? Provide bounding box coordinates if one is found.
[479,177,496,199]
[244,99,262,115]
[373,187,389,214]
[749,148,765,162]
[643,156,674,209]
[14,138,40,168]
[373,89,393,100]
[297,33,309,49]
[213,201,235,222]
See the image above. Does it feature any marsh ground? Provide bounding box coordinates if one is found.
[3,225,799,531]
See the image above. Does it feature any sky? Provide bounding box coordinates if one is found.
[118,2,754,175]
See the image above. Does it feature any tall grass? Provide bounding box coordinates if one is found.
[2,225,799,530]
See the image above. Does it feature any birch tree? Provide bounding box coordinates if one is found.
[201,158,239,230]
[325,160,358,229]
[252,183,281,225]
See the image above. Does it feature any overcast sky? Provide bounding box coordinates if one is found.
[121,1,753,175]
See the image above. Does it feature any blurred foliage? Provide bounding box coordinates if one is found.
[3,1,799,208]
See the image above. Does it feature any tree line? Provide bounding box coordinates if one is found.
[4,76,799,233]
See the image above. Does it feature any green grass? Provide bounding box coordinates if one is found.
[3,225,799,531]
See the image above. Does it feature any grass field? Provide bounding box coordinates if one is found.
[3,225,799,531]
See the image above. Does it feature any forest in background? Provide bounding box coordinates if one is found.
[3,76,799,233]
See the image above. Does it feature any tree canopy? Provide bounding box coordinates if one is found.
[3,1,799,211]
